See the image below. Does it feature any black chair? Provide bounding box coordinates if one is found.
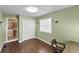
[51,39,65,53]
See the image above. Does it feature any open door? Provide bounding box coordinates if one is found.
[6,17,18,42]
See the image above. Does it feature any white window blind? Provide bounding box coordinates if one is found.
[40,17,52,33]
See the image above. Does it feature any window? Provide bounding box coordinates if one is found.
[40,17,52,33]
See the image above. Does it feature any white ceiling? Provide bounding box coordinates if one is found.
[0,5,74,17]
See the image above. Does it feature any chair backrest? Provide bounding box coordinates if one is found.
[51,39,57,47]
[51,39,65,53]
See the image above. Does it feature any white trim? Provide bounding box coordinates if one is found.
[4,39,18,43]
[19,37,51,45]
[0,42,4,52]
[6,17,8,42]
[19,37,35,43]
[22,19,35,40]
[35,37,51,45]
[6,17,18,42]
[19,39,25,43]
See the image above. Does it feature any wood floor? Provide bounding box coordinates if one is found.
[1,38,53,53]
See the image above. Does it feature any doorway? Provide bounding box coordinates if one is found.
[6,17,18,42]
[22,18,35,41]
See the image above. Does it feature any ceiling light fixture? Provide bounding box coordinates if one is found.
[25,6,38,13]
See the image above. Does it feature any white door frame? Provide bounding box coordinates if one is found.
[22,18,35,41]
[6,17,18,43]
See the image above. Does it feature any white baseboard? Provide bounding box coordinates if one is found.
[19,38,35,43]
[0,42,4,52]
[19,40,24,43]
[35,37,51,45]
[4,39,18,43]
[19,37,51,45]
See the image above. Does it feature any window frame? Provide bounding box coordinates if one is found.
[39,17,52,33]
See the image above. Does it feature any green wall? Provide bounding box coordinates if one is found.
[0,11,36,48]
[0,11,5,49]
[0,11,16,49]
[35,6,79,44]
[35,17,53,43]
[2,12,16,42]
